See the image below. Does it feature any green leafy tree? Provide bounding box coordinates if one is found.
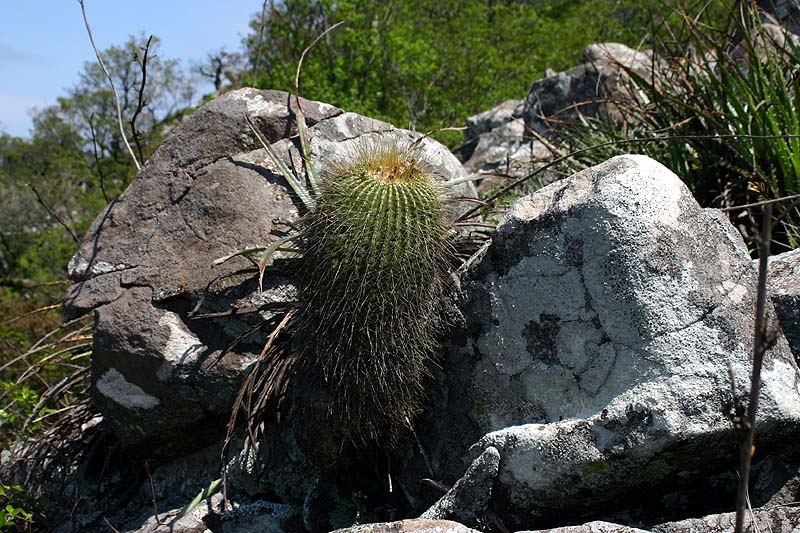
[236,0,693,145]
[0,34,196,284]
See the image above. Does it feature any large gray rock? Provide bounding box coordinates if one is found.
[652,505,800,532]
[520,522,649,533]
[331,520,480,533]
[768,248,800,361]
[64,88,474,452]
[421,154,800,529]
[523,43,657,133]
[759,0,800,36]
[420,446,500,527]
[461,99,552,194]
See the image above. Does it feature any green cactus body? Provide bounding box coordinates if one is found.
[293,140,450,447]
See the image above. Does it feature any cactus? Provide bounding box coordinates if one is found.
[227,114,470,460]
[291,140,452,447]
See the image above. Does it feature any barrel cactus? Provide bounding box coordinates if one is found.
[232,114,464,458]
[293,140,452,447]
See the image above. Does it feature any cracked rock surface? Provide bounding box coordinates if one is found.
[423,154,800,529]
[63,88,474,453]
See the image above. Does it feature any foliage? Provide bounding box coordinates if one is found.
[554,1,800,251]
[232,0,681,146]
[0,35,196,285]
[0,484,34,532]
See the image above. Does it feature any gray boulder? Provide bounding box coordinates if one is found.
[461,99,552,194]
[331,519,480,533]
[421,154,800,529]
[768,248,800,361]
[651,505,800,532]
[759,0,800,36]
[420,446,500,528]
[520,522,649,533]
[523,43,657,133]
[64,88,474,452]
[464,99,523,144]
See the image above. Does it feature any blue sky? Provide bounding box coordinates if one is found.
[0,1,260,138]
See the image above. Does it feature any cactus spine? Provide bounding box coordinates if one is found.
[293,140,451,447]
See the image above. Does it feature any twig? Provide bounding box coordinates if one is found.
[0,278,68,290]
[130,35,153,164]
[103,516,121,533]
[20,367,90,436]
[734,204,773,533]
[251,0,269,83]
[293,21,344,196]
[78,0,141,170]
[456,132,800,223]
[721,192,800,212]
[452,221,497,229]
[145,459,162,524]
[88,114,110,203]
[221,309,295,509]
[28,184,80,244]
[293,21,345,100]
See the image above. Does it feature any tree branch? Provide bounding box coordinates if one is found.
[28,184,80,244]
[78,0,141,170]
[130,35,153,165]
[88,113,110,203]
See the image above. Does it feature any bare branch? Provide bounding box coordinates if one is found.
[456,132,800,223]
[293,21,345,195]
[88,113,110,203]
[734,204,773,533]
[251,0,270,83]
[130,35,154,164]
[28,184,80,244]
[294,21,345,98]
[78,0,141,170]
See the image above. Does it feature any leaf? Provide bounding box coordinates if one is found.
[180,478,221,517]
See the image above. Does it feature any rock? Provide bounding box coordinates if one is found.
[523,43,657,133]
[767,248,800,361]
[331,519,480,533]
[651,505,800,532]
[118,493,297,533]
[420,446,500,527]
[64,88,474,453]
[519,522,650,533]
[422,154,800,529]
[464,99,523,145]
[460,99,553,193]
[759,0,800,36]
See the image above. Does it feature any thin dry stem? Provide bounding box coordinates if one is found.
[28,184,80,244]
[78,0,141,170]
[734,204,773,533]
[130,35,154,164]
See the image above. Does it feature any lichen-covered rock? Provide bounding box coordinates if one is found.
[651,505,800,532]
[421,154,800,529]
[523,43,657,133]
[767,248,800,361]
[420,446,500,527]
[331,519,481,533]
[519,522,650,533]
[63,88,474,453]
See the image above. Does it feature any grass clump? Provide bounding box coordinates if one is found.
[552,1,800,251]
